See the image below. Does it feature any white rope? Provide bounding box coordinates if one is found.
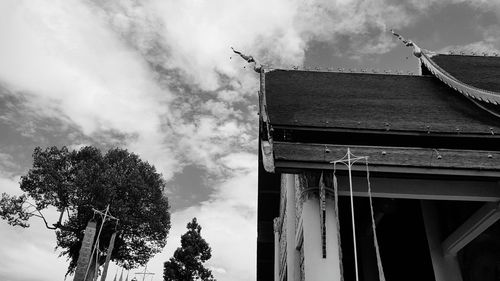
[365,159,386,281]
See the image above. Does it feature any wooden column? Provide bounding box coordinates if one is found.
[299,172,342,281]
[421,201,463,281]
[284,174,299,281]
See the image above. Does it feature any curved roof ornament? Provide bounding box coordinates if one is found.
[390,30,423,58]
[231,47,261,72]
[391,30,500,117]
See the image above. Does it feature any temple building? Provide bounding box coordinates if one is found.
[256,37,500,281]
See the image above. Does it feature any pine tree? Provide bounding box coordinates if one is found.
[164,218,216,281]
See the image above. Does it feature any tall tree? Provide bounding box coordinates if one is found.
[0,146,171,275]
[164,218,216,281]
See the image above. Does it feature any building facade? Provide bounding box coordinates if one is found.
[256,43,500,281]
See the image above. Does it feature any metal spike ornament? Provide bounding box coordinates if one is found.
[331,148,365,281]
[331,148,386,281]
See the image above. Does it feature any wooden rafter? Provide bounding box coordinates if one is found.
[442,201,500,256]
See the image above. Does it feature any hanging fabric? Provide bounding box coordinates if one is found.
[319,172,327,258]
[365,159,386,281]
[118,268,124,281]
[100,231,118,281]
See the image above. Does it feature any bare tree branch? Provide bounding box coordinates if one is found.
[24,201,58,230]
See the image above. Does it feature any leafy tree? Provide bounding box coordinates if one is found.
[0,146,171,275]
[164,218,216,281]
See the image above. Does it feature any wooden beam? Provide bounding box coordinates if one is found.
[275,161,500,178]
[334,176,500,202]
[442,202,500,256]
[273,142,500,172]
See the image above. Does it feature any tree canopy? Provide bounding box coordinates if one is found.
[164,218,216,281]
[0,146,171,274]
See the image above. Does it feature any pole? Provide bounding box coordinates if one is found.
[347,148,359,281]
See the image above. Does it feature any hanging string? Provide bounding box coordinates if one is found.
[365,159,386,281]
[333,163,345,281]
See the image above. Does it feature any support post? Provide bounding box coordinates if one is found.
[298,172,342,281]
[421,201,463,281]
[284,174,299,281]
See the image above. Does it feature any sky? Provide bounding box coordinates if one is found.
[0,0,500,281]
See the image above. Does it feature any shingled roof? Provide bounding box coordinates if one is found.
[264,69,500,135]
[429,54,500,93]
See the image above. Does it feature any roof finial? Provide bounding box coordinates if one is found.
[231,47,261,72]
[390,29,422,57]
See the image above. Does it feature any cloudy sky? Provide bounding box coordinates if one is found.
[1,0,500,280]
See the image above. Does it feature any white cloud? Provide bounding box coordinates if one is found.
[201,100,243,120]
[0,0,178,178]
[219,152,257,171]
[0,175,21,195]
[217,90,244,104]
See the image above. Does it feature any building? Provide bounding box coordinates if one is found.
[256,40,500,281]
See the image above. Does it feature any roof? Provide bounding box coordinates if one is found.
[256,46,500,175]
[264,69,500,135]
[429,54,500,93]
